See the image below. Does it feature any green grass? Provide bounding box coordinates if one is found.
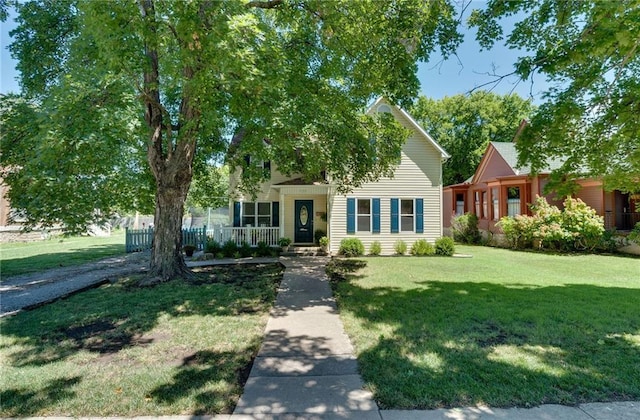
[0,263,284,416]
[328,246,640,409]
[0,231,126,277]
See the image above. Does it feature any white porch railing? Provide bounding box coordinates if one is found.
[207,227,280,247]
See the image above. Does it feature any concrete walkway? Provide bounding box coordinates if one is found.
[232,256,379,419]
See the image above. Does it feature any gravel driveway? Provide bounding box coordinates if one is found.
[1,252,150,317]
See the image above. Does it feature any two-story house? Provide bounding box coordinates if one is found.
[225,97,449,255]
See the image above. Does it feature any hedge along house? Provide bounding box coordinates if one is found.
[227,97,449,255]
[442,139,639,235]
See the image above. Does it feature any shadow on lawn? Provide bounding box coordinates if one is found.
[332,261,640,409]
[0,376,82,417]
[0,263,283,415]
[1,243,126,277]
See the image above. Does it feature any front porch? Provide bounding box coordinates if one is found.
[231,182,331,246]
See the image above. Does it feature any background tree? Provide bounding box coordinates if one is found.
[411,91,534,186]
[3,0,462,282]
[470,0,640,194]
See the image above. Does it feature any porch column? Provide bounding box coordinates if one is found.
[279,191,285,238]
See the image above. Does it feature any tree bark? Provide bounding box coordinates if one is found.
[139,0,197,284]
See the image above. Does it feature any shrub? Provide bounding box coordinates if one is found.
[435,236,456,256]
[239,241,253,258]
[451,213,481,244]
[319,236,329,248]
[339,238,365,257]
[627,222,640,246]
[222,239,238,258]
[597,229,619,253]
[314,229,326,245]
[498,214,539,249]
[369,240,382,256]
[498,196,606,252]
[205,239,221,255]
[411,239,435,256]
[556,197,604,251]
[394,240,407,255]
[215,252,225,259]
[256,241,273,257]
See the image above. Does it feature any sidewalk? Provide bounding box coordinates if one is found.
[232,256,379,419]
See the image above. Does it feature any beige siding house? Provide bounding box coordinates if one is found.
[228,97,449,255]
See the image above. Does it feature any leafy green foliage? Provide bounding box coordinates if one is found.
[222,240,238,258]
[451,213,481,244]
[369,240,382,256]
[470,1,640,194]
[314,229,326,245]
[394,240,407,255]
[629,222,640,246]
[186,165,229,211]
[0,93,155,233]
[410,239,435,256]
[256,241,273,257]
[205,240,222,255]
[339,238,365,257]
[498,196,607,252]
[435,236,456,256]
[239,241,252,258]
[4,0,464,278]
[411,92,534,185]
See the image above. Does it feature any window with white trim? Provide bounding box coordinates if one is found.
[241,202,272,227]
[357,198,371,232]
[400,199,414,232]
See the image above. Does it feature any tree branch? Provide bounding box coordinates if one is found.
[246,0,283,9]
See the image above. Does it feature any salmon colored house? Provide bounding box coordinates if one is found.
[443,141,638,234]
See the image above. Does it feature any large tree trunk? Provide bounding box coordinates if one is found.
[139,0,200,284]
[147,172,192,282]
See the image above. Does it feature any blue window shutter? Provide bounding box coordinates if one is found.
[233,202,241,227]
[347,198,356,234]
[416,198,424,233]
[391,198,399,233]
[272,202,279,227]
[372,198,381,233]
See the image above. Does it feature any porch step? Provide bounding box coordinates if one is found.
[282,246,326,257]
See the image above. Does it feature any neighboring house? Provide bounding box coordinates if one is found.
[226,97,449,255]
[443,141,638,234]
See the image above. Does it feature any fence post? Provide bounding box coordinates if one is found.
[125,227,130,253]
[201,225,207,250]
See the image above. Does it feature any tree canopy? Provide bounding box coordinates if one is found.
[2,0,463,281]
[411,91,534,186]
[470,0,640,194]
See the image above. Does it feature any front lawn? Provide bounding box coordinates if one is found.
[329,246,640,409]
[0,231,126,278]
[0,263,284,417]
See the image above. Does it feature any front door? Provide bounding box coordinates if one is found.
[294,200,314,243]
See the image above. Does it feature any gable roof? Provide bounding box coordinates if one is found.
[491,141,566,176]
[368,97,450,160]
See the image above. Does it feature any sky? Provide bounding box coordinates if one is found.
[0,3,550,104]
